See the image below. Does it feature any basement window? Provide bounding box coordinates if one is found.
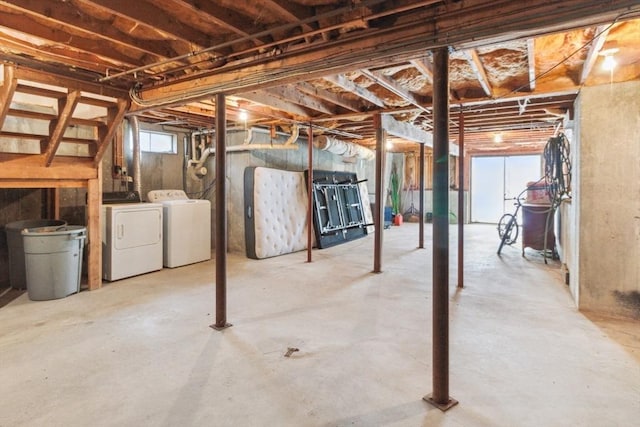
[139,130,177,154]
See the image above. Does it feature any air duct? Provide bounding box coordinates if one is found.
[313,135,374,161]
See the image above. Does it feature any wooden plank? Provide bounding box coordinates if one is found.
[580,25,610,84]
[86,164,102,290]
[0,0,179,59]
[94,99,129,166]
[381,114,459,156]
[324,74,386,108]
[43,90,81,166]
[88,0,216,48]
[264,85,337,115]
[0,131,96,145]
[463,49,493,97]
[0,179,87,188]
[0,154,97,180]
[236,91,311,118]
[8,108,106,127]
[527,38,536,91]
[361,69,430,113]
[0,64,18,129]
[15,67,128,99]
[296,81,362,112]
[0,6,145,67]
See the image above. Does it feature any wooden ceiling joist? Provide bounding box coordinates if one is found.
[324,74,386,108]
[361,69,430,114]
[264,85,337,115]
[463,49,494,98]
[580,25,611,84]
[296,82,362,112]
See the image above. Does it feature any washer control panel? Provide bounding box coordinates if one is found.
[147,189,189,202]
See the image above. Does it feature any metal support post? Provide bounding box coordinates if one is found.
[457,109,464,289]
[211,93,232,331]
[373,113,384,273]
[424,47,458,411]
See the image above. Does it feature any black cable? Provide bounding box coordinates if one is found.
[543,132,571,206]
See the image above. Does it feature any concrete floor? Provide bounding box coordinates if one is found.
[0,223,638,427]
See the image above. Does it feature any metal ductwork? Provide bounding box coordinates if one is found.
[313,135,375,161]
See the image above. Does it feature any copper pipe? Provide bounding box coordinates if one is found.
[458,109,464,289]
[373,113,384,273]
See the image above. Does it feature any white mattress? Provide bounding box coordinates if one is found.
[248,167,309,259]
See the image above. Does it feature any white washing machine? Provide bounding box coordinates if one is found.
[147,189,211,268]
[102,201,163,281]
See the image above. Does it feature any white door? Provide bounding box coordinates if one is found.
[471,155,541,223]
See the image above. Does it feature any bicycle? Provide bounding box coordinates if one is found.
[497,189,528,255]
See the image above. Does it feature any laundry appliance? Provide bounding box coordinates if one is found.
[147,189,211,268]
[102,191,163,281]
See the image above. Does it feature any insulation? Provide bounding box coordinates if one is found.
[244,167,308,259]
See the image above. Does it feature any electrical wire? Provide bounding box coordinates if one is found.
[543,132,571,205]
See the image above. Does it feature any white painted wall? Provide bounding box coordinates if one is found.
[573,80,640,318]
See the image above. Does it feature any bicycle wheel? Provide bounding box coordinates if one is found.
[498,214,515,243]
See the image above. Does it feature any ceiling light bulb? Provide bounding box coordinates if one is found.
[386,141,393,150]
[602,54,616,71]
[238,110,248,121]
[493,134,503,143]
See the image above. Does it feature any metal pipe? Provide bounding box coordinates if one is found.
[129,116,142,196]
[419,142,425,249]
[212,93,231,331]
[424,47,457,411]
[373,113,384,273]
[457,109,465,289]
[307,122,313,263]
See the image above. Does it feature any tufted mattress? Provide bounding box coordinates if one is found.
[244,166,309,259]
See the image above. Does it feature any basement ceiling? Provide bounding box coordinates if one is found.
[1,0,639,155]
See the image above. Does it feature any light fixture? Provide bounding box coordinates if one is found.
[238,109,248,121]
[600,48,619,72]
[386,141,394,150]
[493,133,503,143]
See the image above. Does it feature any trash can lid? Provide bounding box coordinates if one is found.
[21,225,86,236]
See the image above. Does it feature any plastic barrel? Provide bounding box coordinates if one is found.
[5,219,67,289]
[21,226,86,301]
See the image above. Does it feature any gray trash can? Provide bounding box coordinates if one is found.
[21,226,86,301]
[5,219,67,289]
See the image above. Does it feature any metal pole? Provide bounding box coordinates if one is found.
[211,93,231,331]
[307,122,313,263]
[457,109,464,289]
[424,47,458,411]
[373,113,384,273]
[419,143,425,249]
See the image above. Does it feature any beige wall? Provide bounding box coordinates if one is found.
[575,80,640,318]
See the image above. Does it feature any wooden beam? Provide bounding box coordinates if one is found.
[1,131,96,145]
[261,0,316,36]
[0,6,147,66]
[463,49,493,98]
[0,64,18,130]
[361,68,430,113]
[87,0,217,49]
[0,179,86,188]
[264,85,337,115]
[94,99,129,167]
[15,67,127,99]
[411,58,433,82]
[86,164,102,290]
[43,90,81,166]
[527,38,536,91]
[381,114,459,156]
[0,153,98,180]
[173,0,269,45]
[237,91,312,118]
[296,82,362,112]
[324,74,386,108]
[580,25,611,84]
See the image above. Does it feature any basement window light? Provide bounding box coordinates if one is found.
[139,130,177,154]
